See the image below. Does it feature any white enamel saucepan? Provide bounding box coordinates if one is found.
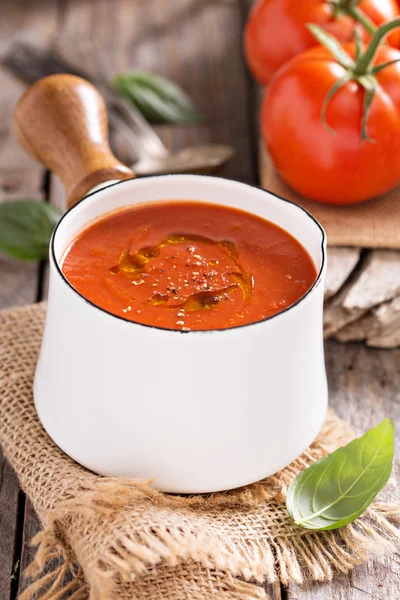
[14,75,328,493]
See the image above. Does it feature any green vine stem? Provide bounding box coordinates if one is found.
[355,17,400,73]
[347,6,376,35]
[308,18,400,140]
[330,0,377,35]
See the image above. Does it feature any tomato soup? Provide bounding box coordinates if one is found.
[62,201,317,331]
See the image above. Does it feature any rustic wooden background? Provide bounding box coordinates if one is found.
[0,1,399,598]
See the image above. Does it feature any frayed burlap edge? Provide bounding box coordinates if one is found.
[19,417,400,600]
[20,497,400,600]
[1,302,399,600]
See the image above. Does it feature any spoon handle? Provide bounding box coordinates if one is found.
[101,87,170,159]
[14,74,134,208]
[108,109,168,161]
[6,42,170,161]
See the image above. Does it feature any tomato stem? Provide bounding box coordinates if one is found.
[321,71,352,134]
[330,0,377,35]
[309,18,400,141]
[307,24,355,69]
[346,5,377,36]
[354,27,362,60]
[355,18,400,74]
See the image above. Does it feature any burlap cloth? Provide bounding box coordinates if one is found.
[1,302,400,600]
[260,144,400,249]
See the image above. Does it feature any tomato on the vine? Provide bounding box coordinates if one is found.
[261,20,400,204]
[245,0,400,85]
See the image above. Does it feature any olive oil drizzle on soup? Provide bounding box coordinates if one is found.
[62,201,317,331]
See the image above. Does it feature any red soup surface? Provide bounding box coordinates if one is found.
[62,201,317,331]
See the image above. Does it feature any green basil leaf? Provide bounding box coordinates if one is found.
[0,200,61,260]
[286,418,395,531]
[113,71,202,124]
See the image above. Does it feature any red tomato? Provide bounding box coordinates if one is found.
[261,43,400,204]
[245,0,400,84]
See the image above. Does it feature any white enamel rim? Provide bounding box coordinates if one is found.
[50,173,326,334]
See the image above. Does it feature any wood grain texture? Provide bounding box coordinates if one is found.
[264,582,282,599]
[17,500,42,598]
[0,448,21,600]
[0,0,57,305]
[59,0,256,183]
[324,251,400,343]
[325,248,361,301]
[343,251,400,312]
[288,341,400,600]
[0,0,58,58]
[288,556,399,600]
[0,2,58,597]
[367,296,400,348]
[0,61,42,310]
[323,255,371,338]
[335,295,400,348]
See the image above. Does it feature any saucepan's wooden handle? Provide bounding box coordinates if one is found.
[14,74,134,208]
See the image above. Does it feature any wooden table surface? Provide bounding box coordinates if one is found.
[0,1,399,598]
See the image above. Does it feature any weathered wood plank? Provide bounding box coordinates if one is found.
[367,296,400,348]
[0,0,57,58]
[335,295,400,348]
[263,582,282,599]
[325,248,361,301]
[323,255,371,338]
[58,0,255,183]
[288,552,400,600]
[343,250,400,312]
[0,257,37,309]
[325,250,400,340]
[0,2,60,598]
[16,500,41,598]
[288,341,400,600]
[0,70,42,309]
[0,0,60,309]
[0,448,21,600]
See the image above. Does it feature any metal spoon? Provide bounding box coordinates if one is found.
[4,43,235,176]
[107,102,234,176]
[132,144,235,176]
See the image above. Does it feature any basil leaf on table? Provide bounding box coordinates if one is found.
[0,200,61,260]
[286,419,395,531]
[113,71,202,124]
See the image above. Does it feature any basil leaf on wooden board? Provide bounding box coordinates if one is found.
[0,200,61,260]
[286,419,395,531]
[113,71,202,124]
